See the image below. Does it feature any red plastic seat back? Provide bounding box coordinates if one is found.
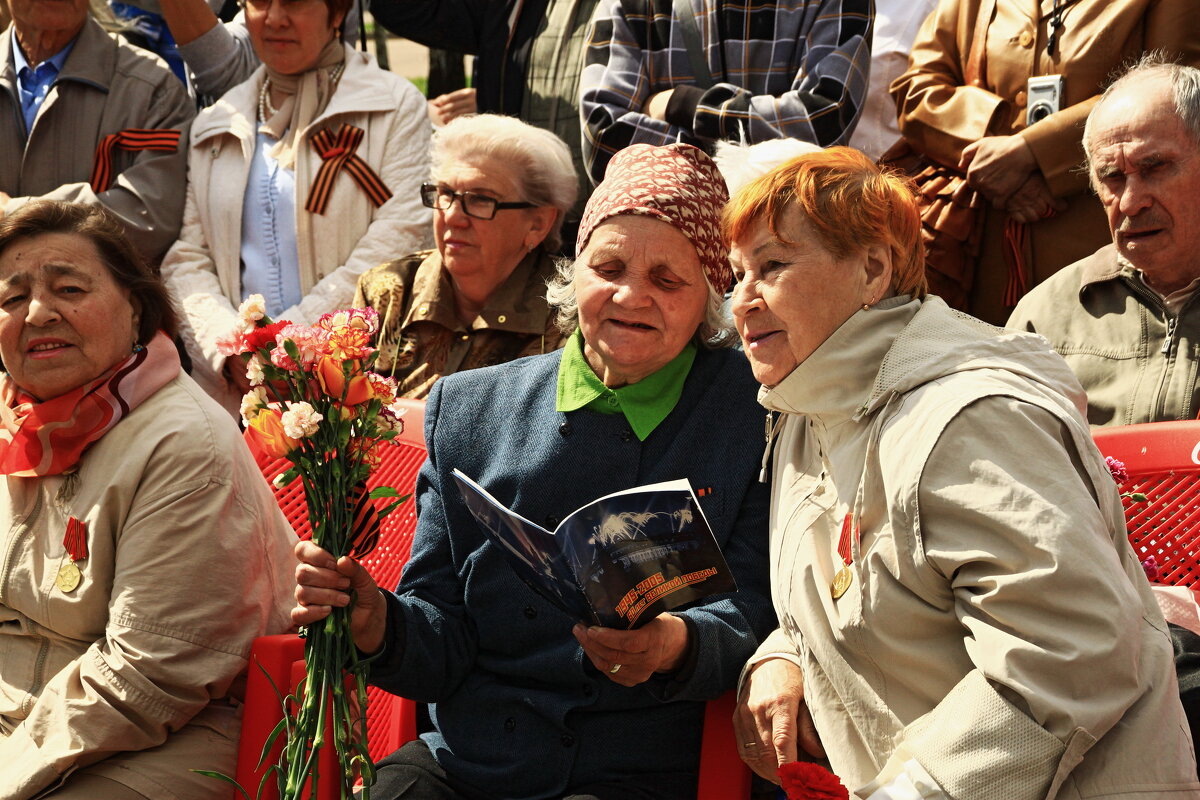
[1092,420,1200,588]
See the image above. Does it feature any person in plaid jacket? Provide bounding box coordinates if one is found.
[579,0,871,184]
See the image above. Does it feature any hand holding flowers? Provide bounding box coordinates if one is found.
[210,295,409,800]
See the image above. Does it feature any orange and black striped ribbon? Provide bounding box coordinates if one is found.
[305,123,392,215]
[89,128,182,193]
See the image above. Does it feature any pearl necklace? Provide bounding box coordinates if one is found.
[258,77,278,122]
[257,63,347,122]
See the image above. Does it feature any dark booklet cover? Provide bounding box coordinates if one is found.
[451,470,737,629]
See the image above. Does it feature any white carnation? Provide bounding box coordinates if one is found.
[281,402,323,438]
[238,294,267,330]
[239,386,269,426]
[246,356,266,386]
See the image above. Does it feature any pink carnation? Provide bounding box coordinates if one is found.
[1105,456,1129,484]
[271,324,331,370]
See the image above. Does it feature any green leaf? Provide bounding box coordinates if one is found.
[378,496,411,518]
[191,770,252,800]
[368,486,400,499]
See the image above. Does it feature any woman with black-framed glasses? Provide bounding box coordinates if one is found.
[355,113,577,398]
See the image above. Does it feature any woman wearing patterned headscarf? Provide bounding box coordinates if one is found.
[293,143,775,800]
[160,0,431,418]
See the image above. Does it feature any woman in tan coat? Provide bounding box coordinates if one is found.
[891,0,1200,324]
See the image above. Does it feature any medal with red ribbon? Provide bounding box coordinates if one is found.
[831,512,857,600]
[56,516,88,593]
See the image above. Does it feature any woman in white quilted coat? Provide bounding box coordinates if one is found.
[161,0,430,415]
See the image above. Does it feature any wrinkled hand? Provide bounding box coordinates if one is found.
[1003,172,1067,224]
[645,89,674,122]
[292,539,389,654]
[427,87,477,126]
[572,613,689,687]
[734,658,824,783]
[958,135,1037,205]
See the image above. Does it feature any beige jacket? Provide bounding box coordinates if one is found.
[0,18,195,264]
[161,45,432,414]
[0,373,296,800]
[747,296,1197,799]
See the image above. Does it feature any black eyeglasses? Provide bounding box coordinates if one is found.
[420,183,534,220]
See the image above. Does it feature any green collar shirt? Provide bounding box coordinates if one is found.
[555,329,696,441]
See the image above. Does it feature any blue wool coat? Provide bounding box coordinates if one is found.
[368,346,774,799]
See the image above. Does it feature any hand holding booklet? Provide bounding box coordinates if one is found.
[451,470,737,629]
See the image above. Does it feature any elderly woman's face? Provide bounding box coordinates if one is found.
[433,157,550,286]
[730,207,881,387]
[246,0,343,76]
[575,216,708,387]
[0,233,139,402]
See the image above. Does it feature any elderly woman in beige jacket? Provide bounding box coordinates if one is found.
[0,201,295,800]
[725,148,1198,800]
[161,0,430,416]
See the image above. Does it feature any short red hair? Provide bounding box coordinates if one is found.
[722,147,926,299]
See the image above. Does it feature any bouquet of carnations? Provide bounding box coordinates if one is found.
[213,295,408,800]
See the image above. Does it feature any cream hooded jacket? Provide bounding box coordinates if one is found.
[0,373,296,799]
[746,296,1198,799]
[161,45,431,415]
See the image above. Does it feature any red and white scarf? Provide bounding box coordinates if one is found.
[0,332,181,476]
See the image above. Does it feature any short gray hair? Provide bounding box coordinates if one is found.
[431,114,577,252]
[545,257,736,349]
[1084,53,1200,172]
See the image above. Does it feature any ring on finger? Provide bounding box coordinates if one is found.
[742,741,756,749]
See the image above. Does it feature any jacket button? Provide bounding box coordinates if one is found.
[504,718,516,732]
[545,515,559,527]
[619,429,633,442]
[561,733,575,747]
[523,605,537,619]
[558,421,571,436]
[1018,30,1033,47]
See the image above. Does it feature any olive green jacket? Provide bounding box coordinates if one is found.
[1008,243,1200,427]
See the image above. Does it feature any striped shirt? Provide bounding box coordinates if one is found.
[580,0,872,183]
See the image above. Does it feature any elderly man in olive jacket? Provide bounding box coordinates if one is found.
[1009,59,1200,428]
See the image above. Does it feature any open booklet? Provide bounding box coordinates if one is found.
[452,470,737,629]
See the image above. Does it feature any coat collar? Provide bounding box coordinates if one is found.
[190,45,396,148]
[758,296,916,425]
[2,16,114,94]
[402,248,555,335]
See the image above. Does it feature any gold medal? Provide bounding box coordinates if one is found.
[830,565,853,600]
[56,561,82,593]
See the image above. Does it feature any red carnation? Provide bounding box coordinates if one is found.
[244,320,292,353]
[778,762,849,800]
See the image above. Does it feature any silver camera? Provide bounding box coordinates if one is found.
[1027,75,1064,126]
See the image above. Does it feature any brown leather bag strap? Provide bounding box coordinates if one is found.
[964,0,997,88]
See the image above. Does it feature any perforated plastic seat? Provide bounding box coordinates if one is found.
[1092,420,1200,587]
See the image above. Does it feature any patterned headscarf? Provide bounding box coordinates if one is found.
[577,143,732,294]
